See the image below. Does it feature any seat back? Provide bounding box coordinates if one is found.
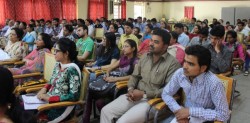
[79,68,90,101]
[216,74,236,110]
[95,28,104,40]
[44,53,57,82]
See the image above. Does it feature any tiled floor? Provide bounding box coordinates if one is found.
[89,72,250,123]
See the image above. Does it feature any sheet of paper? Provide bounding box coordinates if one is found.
[22,95,47,110]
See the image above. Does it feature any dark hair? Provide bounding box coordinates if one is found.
[64,24,74,33]
[77,19,85,26]
[191,17,197,22]
[225,30,237,43]
[78,25,88,34]
[169,31,178,42]
[56,38,83,70]
[39,33,52,50]
[200,28,209,37]
[124,39,138,75]
[0,66,14,107]
[185,45,211,72]
[20,22,27,29]
[134,27,140,33]
[28,24,34,31]
[99,32,118,57]
[46,20,51,24]
[161,21,168,29]
[210,25,225,38]
[11,28,24,40]
[124,22,134,29]
[151,18,157,23]
[237,21,245,26]
[85,19,93,25]
[110,23,118,32]
[40,19,45,22]
[96,19,100,23]
[152,28,171,45]
[201,21,209,29]
[146,24,153,30]
[194,24,201,33]
[226,21,230,25]
[174,23,184,29]
[53,18,59,22]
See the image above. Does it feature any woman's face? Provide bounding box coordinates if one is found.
[36,35,45,48]
[122,42,135,56]
[26,26,32,32]
[227,26,233,31]
[184,26,188,33]
[54,44,67,62]
[226,34,235,44]
[9,30,18,42]
[160,22,166,29]
[102,36,107,46]
[193,26,199,33]
[109,25,115,33]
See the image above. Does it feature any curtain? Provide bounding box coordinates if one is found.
[121,0,126,19]
[0,0,76,26]
[88,0,108,20]
[184,6,194,19]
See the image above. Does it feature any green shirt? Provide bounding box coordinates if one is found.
[76,37,94,59]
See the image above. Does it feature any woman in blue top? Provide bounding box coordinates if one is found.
[22,24,37,52]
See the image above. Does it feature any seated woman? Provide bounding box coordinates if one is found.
[0,28,27,61]
[189,24,201,40]
[36,38,82,121]
[22,24,37,52]
[83,39,139,123]
[0,67,15,123]
[224,30,245,66]
[88,32,120,75]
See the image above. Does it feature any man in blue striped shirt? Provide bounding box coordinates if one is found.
[162,45,230,123]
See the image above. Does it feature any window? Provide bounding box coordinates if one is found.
[134,2,144,18]
[113,0,121,19]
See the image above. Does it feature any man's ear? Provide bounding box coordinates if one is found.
[200,65,207,73]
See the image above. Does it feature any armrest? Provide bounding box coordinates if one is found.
[13,84,46,95]
[0,61,17,65]
[147,98,163,106]
[13,72,42,79]
[38,101,85,112]
[26,87,43,93]
[14,61,25,65]
[115,81,128,86]
[116,83,128,90]
[214,121,223,123]
[154,96,181,111]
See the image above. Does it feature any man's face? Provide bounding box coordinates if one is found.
[174,27,182,35]
[46,22,51,28]
[52,20,58,26]
[183,54,206,78]
[238,24,244,31]
[63,27,69,36]
[191,19,195,24]
[210,35,222,47]
[199,34,207,41]
[149,35,167,54]
[133,28,139,35]
[61,20,67,26]
[145,26,151,33]
[76,27,85,38]
[137,18,142,23]
[124,25,132,35]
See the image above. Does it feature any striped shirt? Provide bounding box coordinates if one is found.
[162,68,230,121]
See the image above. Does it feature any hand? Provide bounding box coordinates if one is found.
[103,76,117,82]
[126,89,134,102]
[177,118,189,123]
[131,89,144,101]
[215,39,222,53]
[89,67,97,72]
[175,108,190,120]
[37,88,47,99]
[37,94,50,102]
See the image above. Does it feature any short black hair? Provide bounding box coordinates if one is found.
[237,21,245,26]
[226,30,237,43]
[200,28,209,37]
[174,23,184,29]
[169,31,178,41]
[46,20,52,24]
[151,18,157,22]
[78,24,88,34]
[146,24,153,30]
[64,24,74,33]
[152,28,171,45]
[134,27,140,33]
[191,17,197,22]
[53,18,60,22]
[185,45,211,72]
[210,25,225,38]
[124,22,134,28]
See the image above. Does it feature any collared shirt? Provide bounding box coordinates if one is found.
[88,25,95,37]
[187,23,195,32]
[44,27,54,36]
[128,52,181,98]
[188,37,211,47]
[178,32,189,47]
[134,23,145,33]
[162,68,230,121]
[0,25,9,36]
[118,33,140,50]
[206,44,232,74]
[61,34,75,42]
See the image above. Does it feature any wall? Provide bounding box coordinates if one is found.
[163,1,250,22]
[77,0,88,19]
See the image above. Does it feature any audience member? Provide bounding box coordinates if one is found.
[22,24,36,52]
[174,23,189,47]
[188,28,210,47]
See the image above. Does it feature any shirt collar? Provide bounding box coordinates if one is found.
[147,51,170,60]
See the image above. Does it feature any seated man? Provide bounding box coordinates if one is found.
[206,25,232,74]
[162,45,230,123]
[76,25,94,62]
[100,29,181,123]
